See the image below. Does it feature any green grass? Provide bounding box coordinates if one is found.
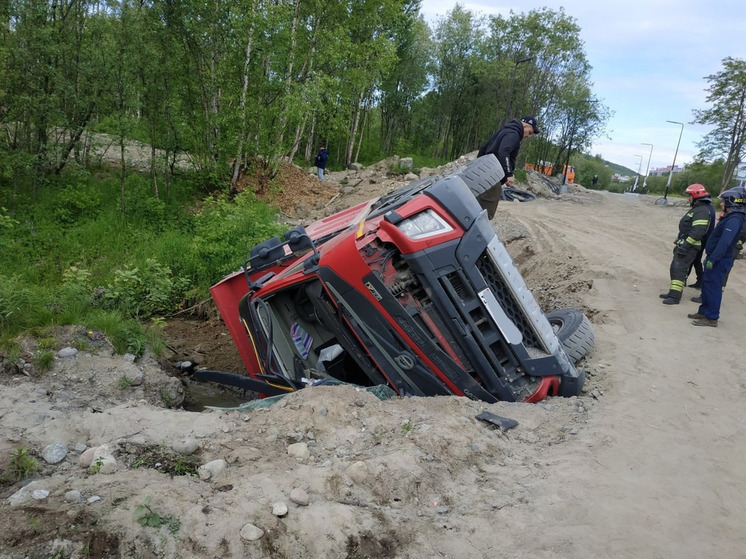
[0,165,283,356]
[7,447,38,481]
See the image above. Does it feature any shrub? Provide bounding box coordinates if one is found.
[32,349,55,372]
[8,447,37,481]
[99,259,189,318]
[53,183,102,224]
[0,275,33,332]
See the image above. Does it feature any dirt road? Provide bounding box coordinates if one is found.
[504,190,746,557]
[2,184,746,558]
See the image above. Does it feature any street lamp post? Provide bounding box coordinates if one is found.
[504,56,534,125]
[632,154,643,192]
[641,142,654,191]
[662,121,684,202]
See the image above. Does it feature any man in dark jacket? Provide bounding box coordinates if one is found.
[475,116,539,219]
[314,146,329,180]
[660,184,714,305]
[687,186,746,327]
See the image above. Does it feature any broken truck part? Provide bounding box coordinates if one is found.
[209,155,592,403]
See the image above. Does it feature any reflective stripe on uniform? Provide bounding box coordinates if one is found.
[670,279,685,292]
[685,236,701,246]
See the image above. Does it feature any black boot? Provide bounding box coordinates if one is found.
[688,281,701,289]
[691,295,702,303]
[662,297,680,305]
[659,292,675,299]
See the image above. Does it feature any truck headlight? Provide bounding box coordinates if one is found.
[397,209,453,240]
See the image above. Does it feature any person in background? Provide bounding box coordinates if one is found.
[659,183,714,305]
[314,145,329,180]
[475,116,539,219]
[592,174,599,187]
[688,186,746,327]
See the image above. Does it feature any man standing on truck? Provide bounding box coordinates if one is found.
[476,116,539,219]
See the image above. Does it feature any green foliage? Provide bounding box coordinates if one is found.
[99,259,189,318]
[135,497,181,534]
[32,349,55,372]
[144,318,167,357]
[186,191,283,288]
[118,375,133,389]
[85,310,148,356]
[90,457,105,475]
[8,447,38,481]
[38,337,57,350]
[0,275,36,332]
[692,57,746,191]
[53,183,102,224]
[0,208,18,244]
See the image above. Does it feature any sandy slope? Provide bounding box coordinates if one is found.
[2,181,746,558]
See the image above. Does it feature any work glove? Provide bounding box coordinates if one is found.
[705,260,713,270]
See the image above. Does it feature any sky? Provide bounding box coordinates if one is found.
[419,0,746,173]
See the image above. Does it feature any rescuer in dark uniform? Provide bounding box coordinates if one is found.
[688,186,746,327]
[660,183,714,305]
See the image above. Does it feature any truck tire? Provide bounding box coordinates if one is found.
[451,154,505,196]
[545,308,594,363]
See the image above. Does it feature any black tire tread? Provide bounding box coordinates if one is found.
[546,309,594,363]
[451,154,505,196]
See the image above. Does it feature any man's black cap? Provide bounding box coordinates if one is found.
[521,116,540,133]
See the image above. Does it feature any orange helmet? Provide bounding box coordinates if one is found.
[684,183,708,199]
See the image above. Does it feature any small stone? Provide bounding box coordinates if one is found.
[64,490,85,504]
[31,489,50,500]
[287,442,310,461]
[172,438,200,455]
[198,459,228,481]
[79,447,96,468]
[89,447,117,475]
[58,347,78,358]
[272,502,288,517]
[42,442,68,465]
[346,461,369,485]
[240,523,264,541]
[289,488,309,506]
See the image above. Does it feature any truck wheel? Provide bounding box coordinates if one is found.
[451,154,505,196]
[545,308,594,363]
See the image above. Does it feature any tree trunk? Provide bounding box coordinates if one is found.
[230,0,258,194]
[54,108,92,174]
[345,91,365,168]
[119,136,126,216]
[276,0,301,149]
[354,98,369,164]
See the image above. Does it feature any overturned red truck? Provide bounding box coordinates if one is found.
[208,155,593,403]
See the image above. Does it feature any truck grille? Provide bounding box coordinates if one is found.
[475,252,542,350]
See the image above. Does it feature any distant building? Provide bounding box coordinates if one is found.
[649,164,685,177]
[734,162,746,188]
